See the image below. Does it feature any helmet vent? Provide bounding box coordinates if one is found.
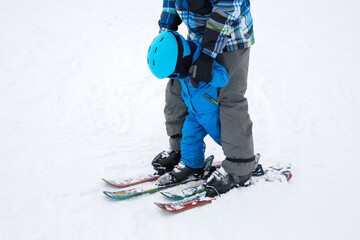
[160,37,164,42]
[155,47,158,53]
[153,60,155,66]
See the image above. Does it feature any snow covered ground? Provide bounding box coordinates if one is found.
[1,0,359,239]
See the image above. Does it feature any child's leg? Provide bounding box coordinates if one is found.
[181,113,207,169]
[197,111,222,146]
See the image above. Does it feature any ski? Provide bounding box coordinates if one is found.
[161,184,205,200]
[102,174,160,188]
[154,196,213,213]
[159,162,273,200]
[103,155,219,200]
[155,164,292,213]
[103,178,205,200]
[102,160,222,188]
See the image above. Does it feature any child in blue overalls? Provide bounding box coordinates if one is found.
[147,31,228,185]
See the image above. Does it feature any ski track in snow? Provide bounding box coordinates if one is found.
[1,0,360,239]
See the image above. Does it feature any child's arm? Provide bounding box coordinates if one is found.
[209,61,229,88]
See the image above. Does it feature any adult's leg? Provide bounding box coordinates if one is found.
[164,79,188,151]
[216,47,255,176]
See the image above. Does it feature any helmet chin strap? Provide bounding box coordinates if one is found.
[168,31,193,79]
[176,55,192,79]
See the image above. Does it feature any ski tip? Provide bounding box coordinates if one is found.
[160,191,170,197]
[154,202,176,213]
[101,178,108,183]
[103,191,129,200]
[102,175,161,188]
[154,202,164,208]
[103,190,118,197]
[103,191,113,198]
[102,178,111,184]
[160,191,181,200]
[154,202,168,211]
[102,178,129,188]
[154,197,214,213]
[102,178,135,188]
[281,170,293,182]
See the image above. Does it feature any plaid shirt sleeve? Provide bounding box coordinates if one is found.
[158,0,182,33]
[202,0,249,58]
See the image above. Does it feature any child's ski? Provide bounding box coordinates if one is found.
[161,184,205,200]
[102,160,222,188]
[102,175,160,188]
[103,178,204,200]
[103,155,218,200]
[155,164,292,213]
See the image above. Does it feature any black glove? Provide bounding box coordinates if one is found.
[189,52,214,88]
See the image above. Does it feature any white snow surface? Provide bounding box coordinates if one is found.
[1,0,360,239]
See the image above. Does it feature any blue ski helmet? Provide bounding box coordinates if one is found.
[147,31,191,79]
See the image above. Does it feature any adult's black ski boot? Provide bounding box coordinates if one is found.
[204,154,261,197]
[204,168,251,197]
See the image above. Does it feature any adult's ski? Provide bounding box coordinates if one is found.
[155,164,292,213]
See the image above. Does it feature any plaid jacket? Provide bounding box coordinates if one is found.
[159,0,254,58]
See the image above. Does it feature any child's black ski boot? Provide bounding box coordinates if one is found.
[152,148,181,175]
[157,155,214,186]
[156,162,204,186]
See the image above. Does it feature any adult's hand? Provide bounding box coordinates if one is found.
[189,52,214,88]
